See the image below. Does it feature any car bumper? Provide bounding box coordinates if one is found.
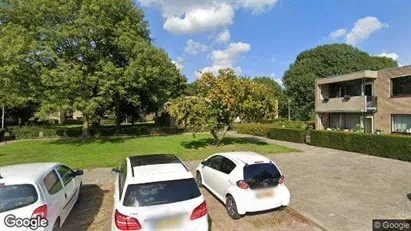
[111,215,209,231]
[234,185,291,214]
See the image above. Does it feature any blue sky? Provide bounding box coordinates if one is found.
[137,0,411,83]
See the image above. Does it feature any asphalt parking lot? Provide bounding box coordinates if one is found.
[61,183,319,231]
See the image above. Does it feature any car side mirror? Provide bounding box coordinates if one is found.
[75,170,84,176]
[201,161,206,165]
[111,167,122,174]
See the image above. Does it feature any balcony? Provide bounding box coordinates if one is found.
[316,95,376,113]
[366,96,377,112]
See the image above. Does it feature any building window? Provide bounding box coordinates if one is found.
[391,76,411,97]
[392,115,411,133]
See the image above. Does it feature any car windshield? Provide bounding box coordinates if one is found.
[123,178,201,207]
[0,184,38,213]
[244,164,281,189]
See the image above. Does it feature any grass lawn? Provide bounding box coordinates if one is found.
[0,134,298,169]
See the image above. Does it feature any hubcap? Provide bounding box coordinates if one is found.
[227,198,235,215]
[197,174,201,184]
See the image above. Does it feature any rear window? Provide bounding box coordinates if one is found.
[244,164,281,189]
[0,184,38,213]
[123,178,201,207]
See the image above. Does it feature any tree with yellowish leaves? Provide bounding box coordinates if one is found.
[169,68,277,146]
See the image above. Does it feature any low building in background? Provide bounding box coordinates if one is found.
[315,65,411,134]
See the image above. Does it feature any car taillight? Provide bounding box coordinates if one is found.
[31,204,47,219]
[115,210,141,230]
[279,175,285,184]
[190,201,207,220]
[236,180,249,189]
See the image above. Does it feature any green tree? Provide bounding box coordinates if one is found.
[283,43,397,121]
[1,0,186,136]
[169,69,278,146]
[253,77,288,118]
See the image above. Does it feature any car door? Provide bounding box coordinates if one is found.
[42,170,66,227]
[202,155,223,194]
[55,165,78,223]
[213,157,236,197]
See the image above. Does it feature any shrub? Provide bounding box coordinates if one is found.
[311,130,411,161]
[8,125,185,139]
[0,129,5,141]
[267,128,306,143]
[233,123,279,137]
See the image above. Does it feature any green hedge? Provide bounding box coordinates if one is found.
[233,123,306,143]
[311,130,411,161]
[267,128,306,143]
[8,125,185,139]
[233,123,279,137]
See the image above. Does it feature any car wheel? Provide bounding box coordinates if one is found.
[226,195,241,220]
[196,171,203,187]
[76,183,82,203]
[52,218,60,231]
[278,205,287,211]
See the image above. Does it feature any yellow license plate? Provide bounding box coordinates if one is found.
[155,217,182,229]
[257,191,274,198]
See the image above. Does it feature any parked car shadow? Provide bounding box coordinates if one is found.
[181,137,268,150]
[61,184,107,231]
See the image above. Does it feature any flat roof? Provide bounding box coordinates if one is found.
[316,70,378,85]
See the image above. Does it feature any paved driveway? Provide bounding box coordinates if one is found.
[228,131,411,231]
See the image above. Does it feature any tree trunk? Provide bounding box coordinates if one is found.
[210,129,219,145]
[1,104,4,129]
[81,115,92,138]
[114,98,121,130]
[215,125,230,146]
[18,117,22,127]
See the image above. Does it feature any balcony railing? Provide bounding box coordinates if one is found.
[316,95,378,113]
[366,96,377,111]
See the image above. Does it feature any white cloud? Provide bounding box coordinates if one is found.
[216,29,231,44]
[172,60,184,70]
[139,0,277,34]
[346,16,388,45]
[270,73,284,87]
[163,3,234,34]
[235,0,278,15]
[377,52,399,61]
[210,42,251,66]
[184,39,209,55]
[328,28,347,40]
[197,42,251,77]
[270,56,276,63]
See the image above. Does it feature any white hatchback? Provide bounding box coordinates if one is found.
[111,154,208,231]
[195,152,290,219]
[0,163,83,231]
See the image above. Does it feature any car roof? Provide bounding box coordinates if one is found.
[217,151,272,165]
[0,163,59,183]
[126,154,192,184]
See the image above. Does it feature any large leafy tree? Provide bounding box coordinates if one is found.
[253,77,288,118]
[169,69,278,146]
[0,5,41,127]
[283,43,398,121]
[1,0,185,136]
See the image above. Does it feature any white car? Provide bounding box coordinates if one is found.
[111,154,208,231]
[195,152,290,219]
[0,163,83,231]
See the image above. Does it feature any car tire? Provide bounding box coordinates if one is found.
[278,205,287,211]
[52,218,60,231]
[226,195,241,220]
[76,183,82,203]
[196,171,203,187]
